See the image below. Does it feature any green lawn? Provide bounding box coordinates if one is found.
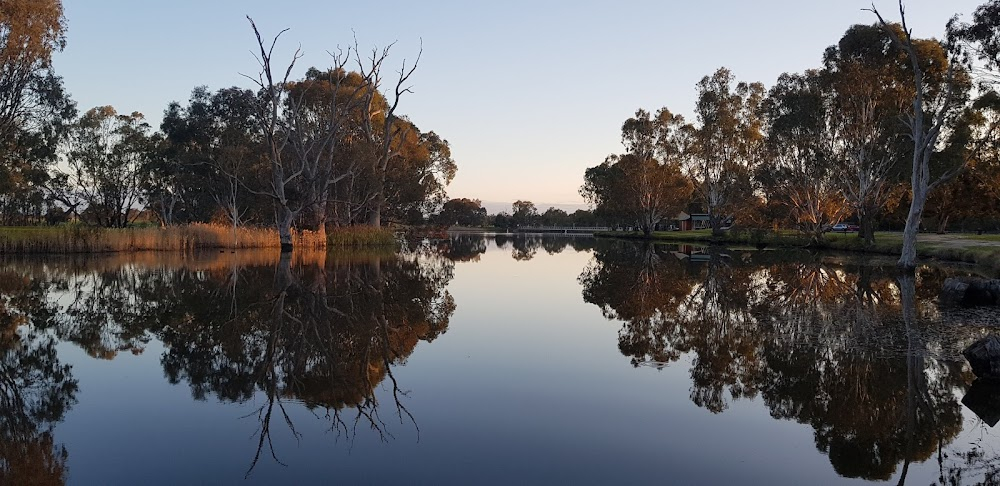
[966,234,1000,242]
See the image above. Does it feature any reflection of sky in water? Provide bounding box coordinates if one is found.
[1,238,996,484]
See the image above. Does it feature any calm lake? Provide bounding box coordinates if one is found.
[5,235,1000,484]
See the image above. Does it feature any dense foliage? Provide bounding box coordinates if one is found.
[0,4,458,250]
[581,1,1000,264]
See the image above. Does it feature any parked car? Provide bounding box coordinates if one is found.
[829,223,859,233]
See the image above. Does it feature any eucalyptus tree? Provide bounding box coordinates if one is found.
[246,18,366,251]
[870,2,973,269]
[247,18,431,249]
[344,116,457,225]
[434,198,486,227]
[279,67,378,237]
[64,106,154,228]
[157,86,264,234]
[582,108,694,235]
[687,68,766,236]
[0,0,75,224]
[950,0,1000,74]
[822,24,913,246]
[627,156,693,236]
[960,93,1000,213]
[761,70,848,244]
[200,87,263,227]
[354,44,421,228]
[382,128,456,224]
[0,71,74,225]
[622,108,694,234]
[582,158,630,226]
[951,1,1000,231]
[0,0,65,141]
[510,200,538,228]
[539,207,569,226]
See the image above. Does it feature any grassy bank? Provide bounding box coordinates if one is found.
[596,229,1000,270]
[0,224,327,253]
[327,226,398,247]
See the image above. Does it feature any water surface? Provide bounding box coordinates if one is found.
[3,236,1000,484]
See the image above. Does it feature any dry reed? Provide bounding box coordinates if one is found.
[0,224,327,254]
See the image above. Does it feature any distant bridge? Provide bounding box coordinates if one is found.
[513,226,609,235]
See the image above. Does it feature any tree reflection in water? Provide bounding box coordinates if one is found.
[5,237,1000,482]
[0,270,77,485]
[159,250,456,474]
[580,240,998,483]
[0,235,591,484]
[0,248,456,477]
[439,233,595,263]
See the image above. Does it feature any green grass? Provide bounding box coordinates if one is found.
[965,234,1000,242]
[922,245,1000,268]
[822,232,903,253]
[327,226,398,247]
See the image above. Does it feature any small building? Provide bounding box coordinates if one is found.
[675,212,711,231]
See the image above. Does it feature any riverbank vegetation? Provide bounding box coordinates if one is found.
[0,1,455,253]
[582,0,1000,270]
[597,228,1000,271]
[327,226,398,248]
[0,224,327,254]
[0,223,401,254]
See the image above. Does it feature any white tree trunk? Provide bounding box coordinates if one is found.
[278,208,295,253]
[899,191,924,270]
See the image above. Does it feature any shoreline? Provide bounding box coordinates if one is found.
[0,224,396,254]
[594,230,1000,273]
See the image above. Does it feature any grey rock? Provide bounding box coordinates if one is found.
[964,335,1000,380]
[941,278,971,306]
[940,277,1000,307]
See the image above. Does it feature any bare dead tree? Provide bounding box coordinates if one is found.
[244,17,368,251]
[245,19,427,239]
[240,261,421,477]
[355,40,422,228]
[282,58,374,242]
[243,18,302,252]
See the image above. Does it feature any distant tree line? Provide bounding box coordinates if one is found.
[582,0,1000,268]
[0,1,456,251]
[429,197,605,229]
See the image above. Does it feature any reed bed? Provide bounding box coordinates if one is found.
[327,226,398,247]
[0,224,326,254]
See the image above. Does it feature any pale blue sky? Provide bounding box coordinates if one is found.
[55,0,982,210]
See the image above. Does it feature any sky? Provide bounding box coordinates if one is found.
[54,0,985,213]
